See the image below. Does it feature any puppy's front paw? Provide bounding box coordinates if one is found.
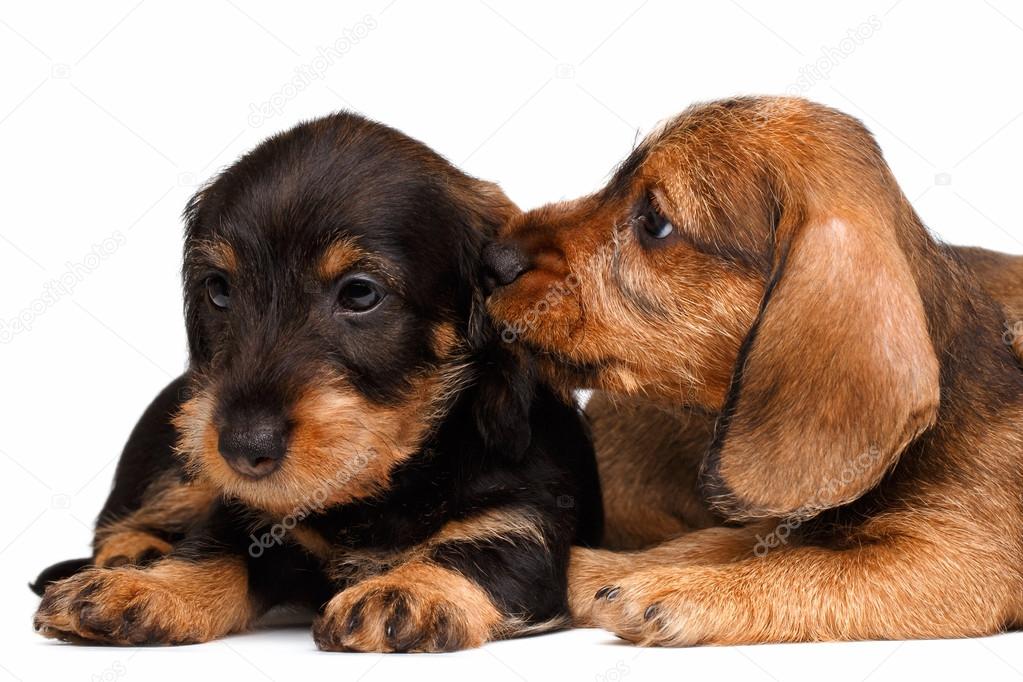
[313,562,500,653]
[590,565,733,647]
[568,547,641,627]
[34,558,250,646]
[34,567,201,645]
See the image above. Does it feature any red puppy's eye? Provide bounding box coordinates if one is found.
[642,206,674,240]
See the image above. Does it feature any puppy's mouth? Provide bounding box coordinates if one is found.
[508,337,635,397]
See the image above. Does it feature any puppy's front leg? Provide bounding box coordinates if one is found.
[314,505,563,652]
[569,524,766,626]
[33,501,280,646]
[34,555,254,645]
[585,523,1015,645]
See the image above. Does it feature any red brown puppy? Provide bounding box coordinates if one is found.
[484,96,1023,645]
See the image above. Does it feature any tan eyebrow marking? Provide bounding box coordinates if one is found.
[317,238,369,281]
[316,238,402,293]
[191,239,237,274]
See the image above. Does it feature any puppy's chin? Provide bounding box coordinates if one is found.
[486,289,653,399]
[172,379,445,516]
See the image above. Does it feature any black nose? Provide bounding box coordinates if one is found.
[482,240,530,292]
[218,411,288,479]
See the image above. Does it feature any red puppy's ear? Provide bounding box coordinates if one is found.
[703,208,941,521]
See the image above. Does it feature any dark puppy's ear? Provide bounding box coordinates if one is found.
[473,342,536,462]
[181,187,212,364]
[452,179,531,460]
[456,180,520,350]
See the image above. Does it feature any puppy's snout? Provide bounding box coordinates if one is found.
[218,411,289,479]
[482,240,531,292]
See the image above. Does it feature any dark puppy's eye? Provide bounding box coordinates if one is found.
[337,276,385,313]
[639,203,674,240]
[206,274,231,310]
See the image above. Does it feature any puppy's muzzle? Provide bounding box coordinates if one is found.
[217,410,289,479]
[482,240,530,292]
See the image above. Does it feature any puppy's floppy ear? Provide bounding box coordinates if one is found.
[455,179,520,350]
[452,179,532,459]
[182,188,212,364]
[703,201,941,521]
[472,342,536,461]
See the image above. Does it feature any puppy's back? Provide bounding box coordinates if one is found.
[958,246,1023,320]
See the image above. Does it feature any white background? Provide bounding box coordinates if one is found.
[2,1,1023,681]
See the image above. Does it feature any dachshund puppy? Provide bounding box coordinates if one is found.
[484,96,1023,646]
[32,112,602,652]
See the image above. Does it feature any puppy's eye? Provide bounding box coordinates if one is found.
[206,275,231,310]
[337,277,385,313]
[640,206,674,240]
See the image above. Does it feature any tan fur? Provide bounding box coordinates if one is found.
[188,239,236,274]
[430,321,460,359]
[317,238,368,281]
[487,96,1023,645]
[313,561,503,653]
[959,246,1023,361]
[583,510,1019,645]
[34,557,253,645]
[94,532,172,567]
[587,392,717,550]
[491,193,762,406]
[428,506,548,548]
[569,525,767,627]
[959,246,1023,322]
[710,215,941,518]
[93,474,217,565]
[289,525,335,562]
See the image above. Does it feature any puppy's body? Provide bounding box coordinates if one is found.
[33,113,601,652]
[485,96,1023,645]
[591,242,1023,551]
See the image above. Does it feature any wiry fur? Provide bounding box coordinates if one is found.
[32,112,602,652]
[485,96,1023,645]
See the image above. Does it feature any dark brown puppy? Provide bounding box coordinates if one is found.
[32,112,602,652]
[484,96,1023,645]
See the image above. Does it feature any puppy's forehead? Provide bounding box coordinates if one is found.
[187,113,467,275]
[606,97,771,195]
